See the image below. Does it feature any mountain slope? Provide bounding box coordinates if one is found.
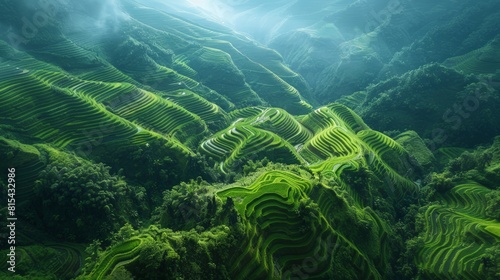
[0,1,499,280]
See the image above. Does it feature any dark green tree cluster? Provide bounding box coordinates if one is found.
[482,245,500,279]
[95,139,189,206]
[158,178,214,231]
[356,64,500,148]
[33,152,146,241]
[202,156,273,183]
[428,136,500,192]
[486,191,500,221]
[157,177,242,231]
[79,224,244,279]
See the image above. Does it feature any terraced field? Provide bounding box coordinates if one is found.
[1,47,417,278]
[337,91,368,111]
[417,183,500,279]
[435,147,469,166]
[0,243,85,279]
[201,102,416,200]
[443,36,500,75]
[0,39,228,150]
[122,1,313,114]
[217,171,384,279]
[4,1,490,279]
[183,46,263,106]
[221,36,311,97]
[0,41,62,73]
[300,125,361,164]
[86,236,152,279]
[163,89,229,130]
[251,108,313,145]
[200,122,301,172]
[228,106,266,121]
[0,67,129,147]
[357,130,417,197]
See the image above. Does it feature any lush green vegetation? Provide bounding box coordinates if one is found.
[1,0,499,279]
[352,64,500,148]
[412,137,500,279]
[33,147,146,241]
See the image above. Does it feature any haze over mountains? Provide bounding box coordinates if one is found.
[161,0,500,102]
[0,0,499,279]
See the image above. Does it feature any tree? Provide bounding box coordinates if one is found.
[106,266,134,280]
[83,239,102,274]
[486,191,500,221]
[34,152,143,241]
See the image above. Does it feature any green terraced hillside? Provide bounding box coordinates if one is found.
[1,1,500,280]
[216,170,390,279]
[0,243,86,279]
[200,102,417,203]
[444,36,500,75]
[110,0,313,114]
[417,183,500,279]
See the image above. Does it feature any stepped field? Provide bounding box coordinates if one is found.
[251,108,313,145]
[122,0,313,114]
[417,183,500,279]
[199,121,301,173]
[85,236,152,279]
[0,62,199,155]
[201,102,416,201]
[2,1,499,279]
[163,89,230,131]
[0,243,86,279]
[0,27,417,280]
[217,170,388,279]
[443,36,500,75]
